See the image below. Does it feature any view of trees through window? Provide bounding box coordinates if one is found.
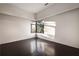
[31,21,44,33]
[31,21,56,37]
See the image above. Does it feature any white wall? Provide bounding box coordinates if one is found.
[0,14,35,44]
[38,8,79,48]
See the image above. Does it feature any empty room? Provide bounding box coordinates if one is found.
[0,3,79,56]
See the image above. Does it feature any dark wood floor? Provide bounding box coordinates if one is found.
[0,37,79,56]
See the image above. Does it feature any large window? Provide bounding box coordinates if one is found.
[31,21,56,38]
[31,21,44,33]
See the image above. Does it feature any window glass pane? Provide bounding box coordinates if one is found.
[44,26,55,36]
[44,21,56,26]
[44,21,56,38]
[31,21,44,33]
[31,24,36,33]
[37,24,44,33]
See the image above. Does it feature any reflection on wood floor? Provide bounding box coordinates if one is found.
[0,38,79,56]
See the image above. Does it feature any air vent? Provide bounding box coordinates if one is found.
[44,3,48,6]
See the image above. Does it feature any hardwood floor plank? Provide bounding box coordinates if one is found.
[0,38,79,56]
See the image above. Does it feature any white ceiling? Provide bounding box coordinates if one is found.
[10,3,54,14]
[0,3,78,20]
